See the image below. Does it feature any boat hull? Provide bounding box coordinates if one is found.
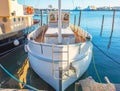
[0,34,25,57]
[28,42,92,91]
[0,25,38,57]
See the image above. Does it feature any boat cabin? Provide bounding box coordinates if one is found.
[0,0,33,34]
[30,11,88,45]
[49,12,70,28]
[45,12,74,44]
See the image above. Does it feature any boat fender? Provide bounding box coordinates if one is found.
[13,39,19,46]
[24,45,28,52]
[70,63,78,77]
[86,35,91,41]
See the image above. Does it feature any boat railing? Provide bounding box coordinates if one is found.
[27,24,91,66]
[70,25,89,43]
[28,25,48,41]
[28,38,91,64]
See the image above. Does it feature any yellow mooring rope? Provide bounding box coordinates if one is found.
[92,50,102,83]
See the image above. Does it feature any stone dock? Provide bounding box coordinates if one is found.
[75,76,120,91]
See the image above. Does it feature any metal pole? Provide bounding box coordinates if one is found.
[108,10,115,48]
[46,15,48,24]
[24,0,26,5]
[100,15,104,36]
[58,0,62,44]
[59,67,62,91]
[78,10,81,26]
[74,15,76,26]
[74,15,76,31]
[40,10,43,26]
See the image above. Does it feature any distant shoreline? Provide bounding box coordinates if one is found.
[34,9,120,11]
[61,9,120,11]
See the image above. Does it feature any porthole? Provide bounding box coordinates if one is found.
[18,18,20,21]
[2,17,7,22]
[50,14,55,21]
[13,18,16,22]
[64,14,69,20]
[22,17,24,21]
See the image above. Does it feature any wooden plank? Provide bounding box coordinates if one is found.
[100,15,104,36]
[108,10,116,48]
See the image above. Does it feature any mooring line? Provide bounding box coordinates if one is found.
[0,64,39,91]
[91,40,120,83]
[91,41,120,66]
[92,50,102,83]
[0,44,24,57]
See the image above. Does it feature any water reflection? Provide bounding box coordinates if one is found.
[0,45,27,88]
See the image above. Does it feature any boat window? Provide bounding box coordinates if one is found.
[64,14,69,21]
[50,14,55,21]
[13,18,16,22]
[57,14,58,20]
[22,17,24,21]
[2,17,7,22]
[18,18,20,21]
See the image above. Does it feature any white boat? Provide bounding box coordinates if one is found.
[26,0,92,91]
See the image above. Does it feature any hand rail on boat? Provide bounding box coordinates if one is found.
[0,44,24,57]
[0,36,25,47]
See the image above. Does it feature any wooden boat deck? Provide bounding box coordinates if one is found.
[34,26,48,43]
[34,25,87,43]
[34,32,45,42]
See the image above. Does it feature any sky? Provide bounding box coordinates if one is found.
[18,0,120,9]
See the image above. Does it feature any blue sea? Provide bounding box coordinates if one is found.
[0,11,120,91]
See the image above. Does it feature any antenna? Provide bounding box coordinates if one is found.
[24,0,26,5]
[58,0,62,44]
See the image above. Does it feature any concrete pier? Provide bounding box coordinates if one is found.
[75,76,120,91]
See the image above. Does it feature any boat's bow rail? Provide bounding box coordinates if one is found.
[28,25,48,42]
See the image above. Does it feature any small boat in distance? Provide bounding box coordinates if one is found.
[0,0,35,57]
[26,0,92,91]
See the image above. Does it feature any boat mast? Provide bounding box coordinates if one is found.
[58,0,62,44]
